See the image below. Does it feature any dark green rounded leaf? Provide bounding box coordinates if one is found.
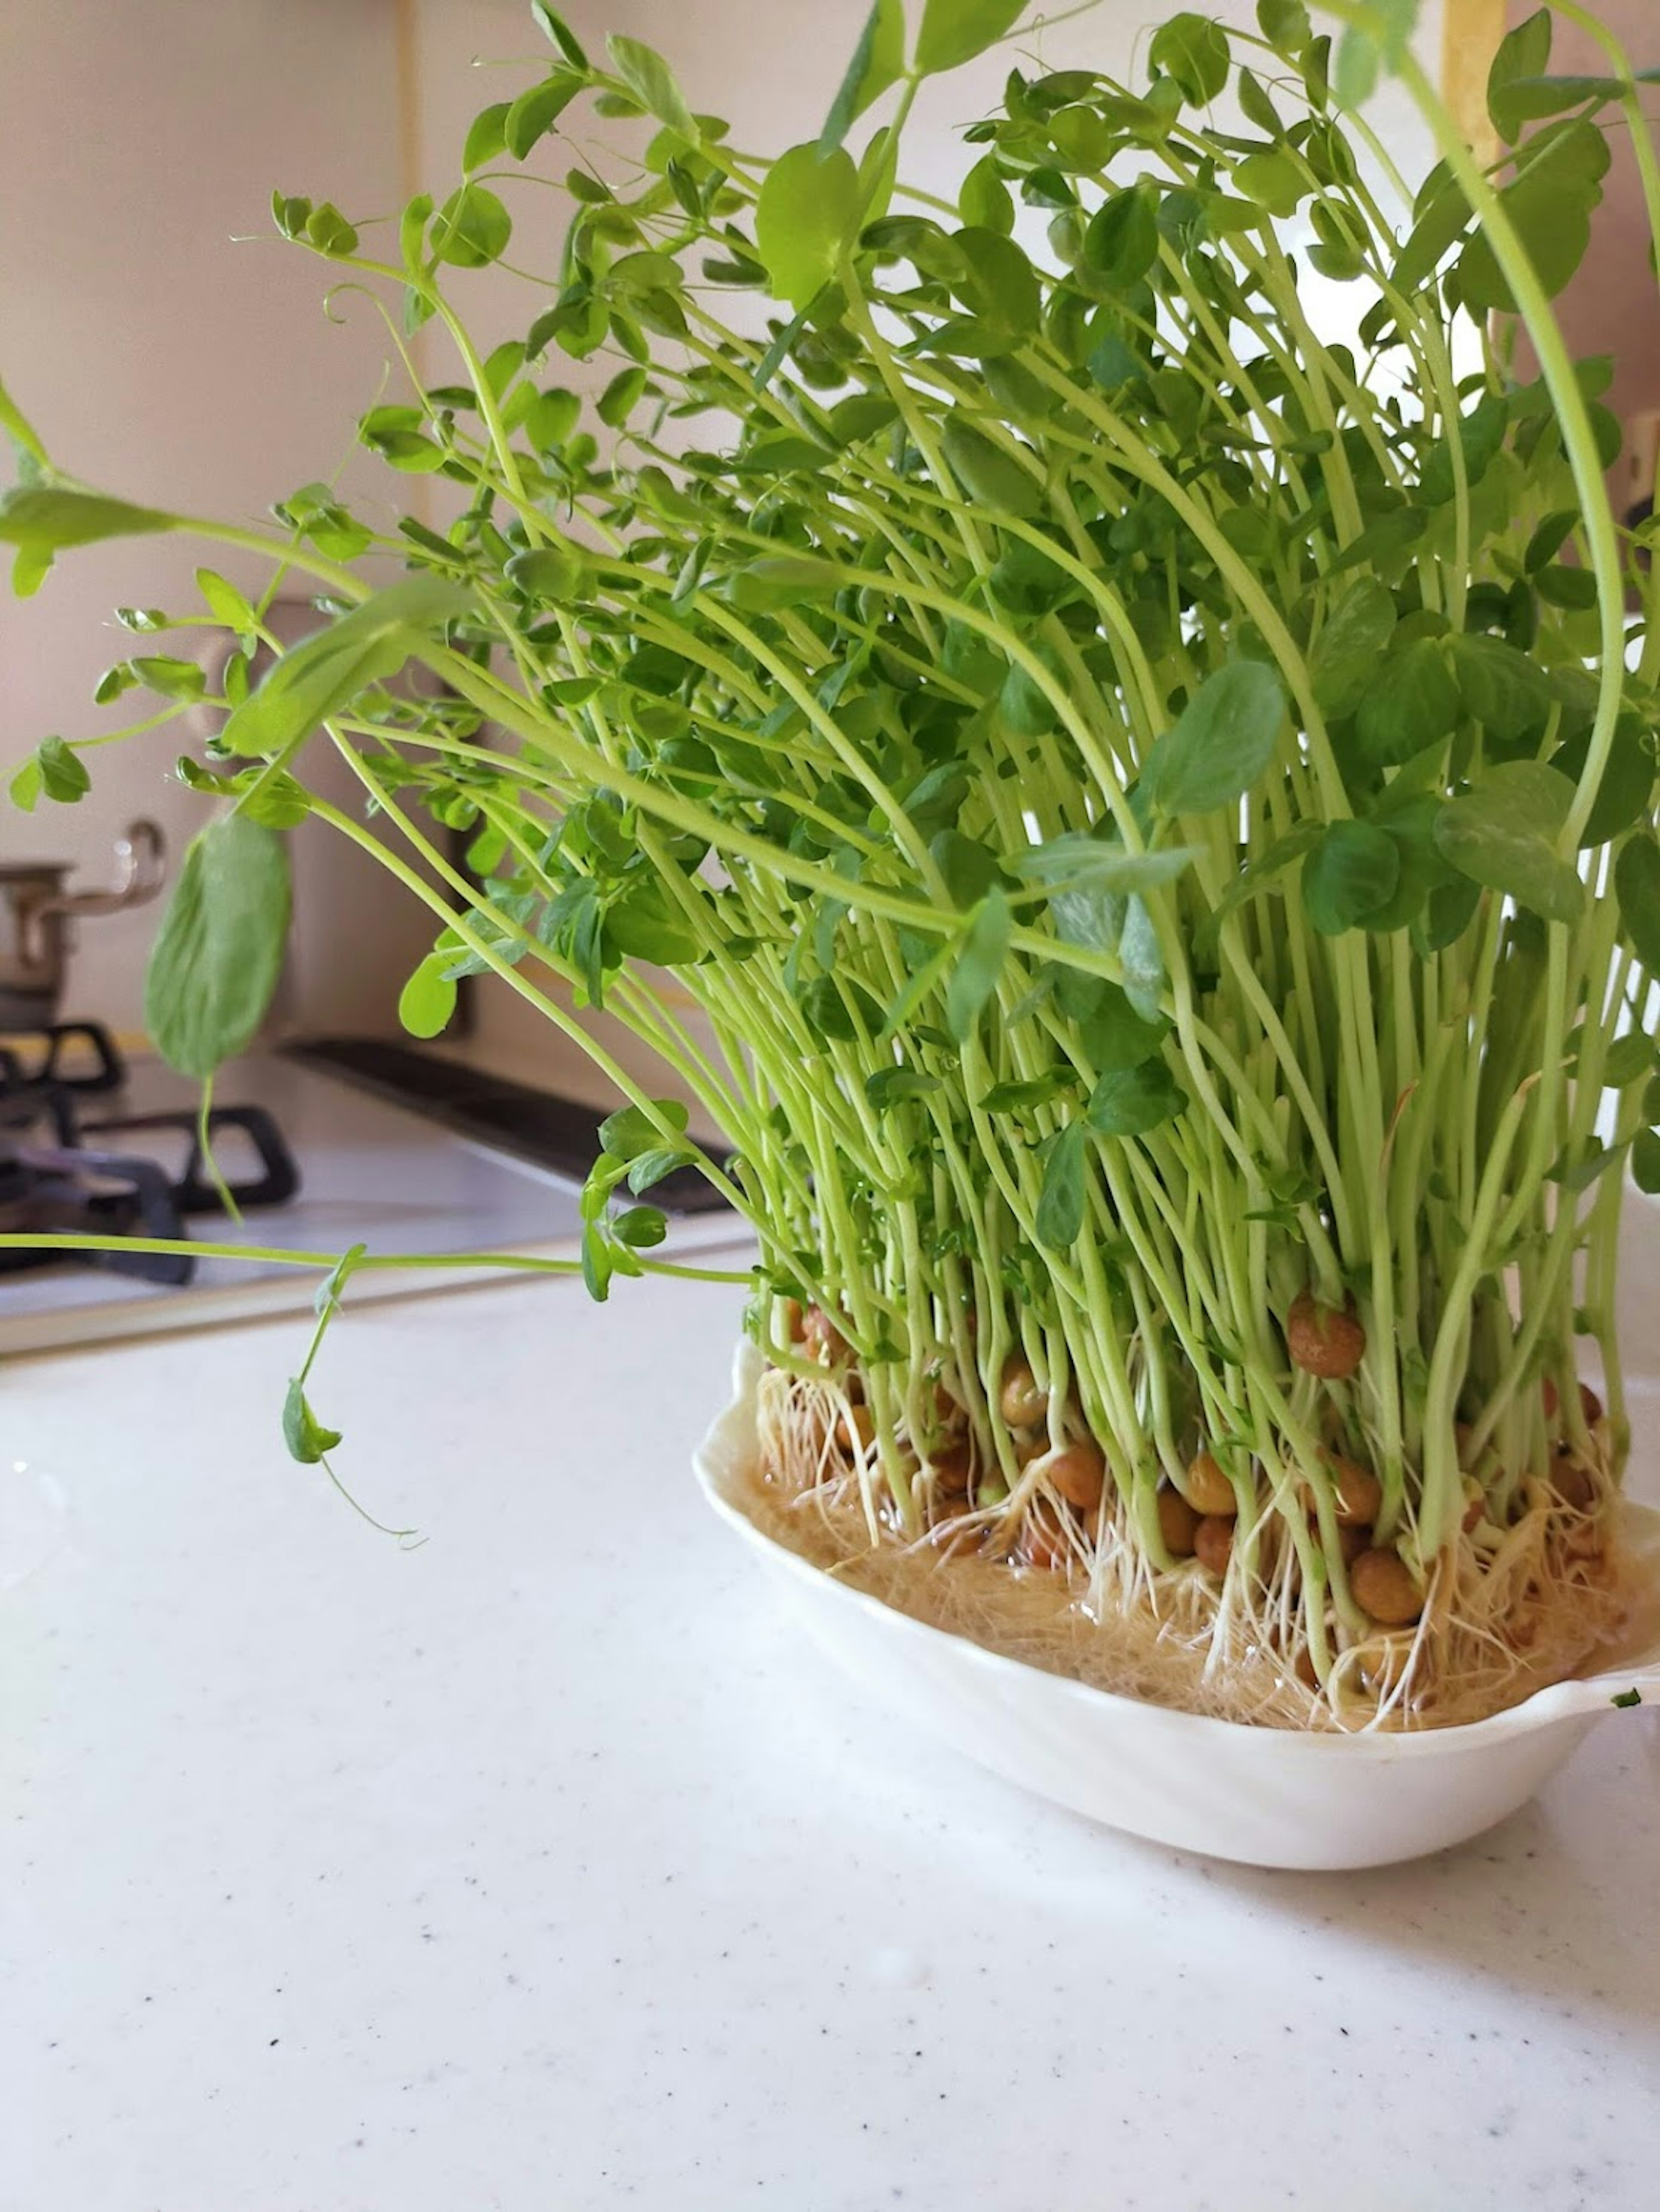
[1311,576,1396,717]
[1301,819,1401,935]
[1085,1059,1187,1137]
[1354,637,1459,766]
[1141,661,1284,816]
[1149,13,1230,104]
[1615,834,1660,973]
[1034,1119,1088,1247]
[1552,717,1655,848]
[1083,187,1160,288]
[1434,761,1585,924]
[939,422,1042,516]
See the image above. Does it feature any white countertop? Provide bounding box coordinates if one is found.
[4,1255,1659,2212]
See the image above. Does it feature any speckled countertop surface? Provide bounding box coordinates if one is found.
[3,1251,1658,2212]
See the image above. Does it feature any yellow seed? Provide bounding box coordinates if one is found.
[1000,1358,1048,1428]
[1286,1291,1366,1379]
[1158,1486,1199,1558]
[837,1403,875,1454]
[1184,1450,1237,1517]
[1046,1441,1106,1512]
[1350,1548,1423,1627]
[1194,1514,1233,1575]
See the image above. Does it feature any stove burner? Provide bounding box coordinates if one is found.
[78,1104,300,1214]
[0,1019,126,1093]
[0,1022,301,1285]
[0,1142,192,1284]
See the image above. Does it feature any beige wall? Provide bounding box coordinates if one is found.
[2,0,1445,1081]
[1503,0,1660,515]
[0,0,409,1030]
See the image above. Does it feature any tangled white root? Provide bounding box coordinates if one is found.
[750,1366,1629,1733]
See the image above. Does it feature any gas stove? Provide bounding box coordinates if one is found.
[0,1023,744,1353]
[0,1022,299,1286]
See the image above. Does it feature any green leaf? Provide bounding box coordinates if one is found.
[946,889,1012,1042]
[1597,1030,1655,1087]
[607,34,697,139]
[1354,637,1459,766]
[627,1147,690,1195]
[599,1099,690,1160]
[463,102,511,172]
[304,201,359,257]
[915,0,1027,77]
[1334,29,1379,106]
[1118,894,1164,1023]
[1456,120,1609,313]
[952,227,1040,335]
[727,554,843,612]
[0,485,176,561]
[0,373,47,465]
[1078,984,1168,1074]
[1524,509,1579,574]
[1085,1060,1186,1137]
[506,543,591,599]
[960,155,1015,233]
[6,759,41,813]
[1449,634,1555,751]
[939,423,1041,516]
[1034,1119,1087,1247]
[33,734,91,805]
[1015,833,1198,896]
[820,0,905,151]
[1551,717,1655,848]
[1301,820,1401,935]
[932,829,1002,910]
[1632,1128,1660,1196]
[1141,661,1284,816]
[754,143,861,309]
[1082,186,1160,288]
[505,72,584,158]
[196,567,256,632]
[1433,762,1585,925]
[1149,14,1230,105]
[283,1379,342,1466]
[865,1066,943,1112]
[218,578,472,762]
[798,974,859,1045]
[1615,835,1660,973]
[978,1072,1073,1112]
[612,1203,667,1251]
[1488,6,1552,144]
[1419,389,1507,507]
[597,365,648,427]
[1417,873,1482,953]
[531,3,587,66]
[430,184,512,268]
[1233,150,1306,217]
[398,954,458,1039]
[1257,0,1311,50]
[144,814,292,1080]
[130,653,205,701]
[1311,576,1396,717]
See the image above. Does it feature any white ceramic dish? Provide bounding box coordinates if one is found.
[695,1344,1660,1870]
